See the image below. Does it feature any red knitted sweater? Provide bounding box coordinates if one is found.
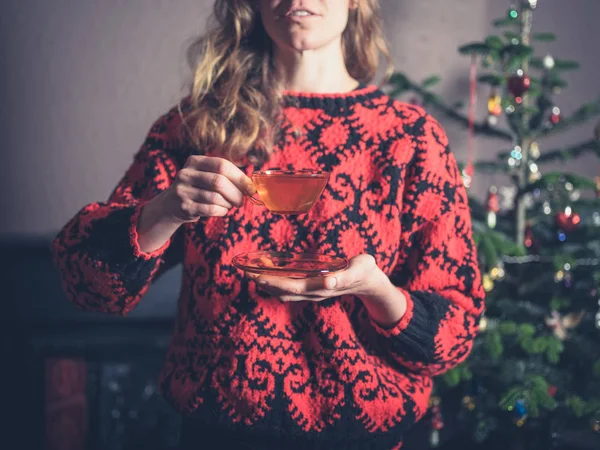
[52,84,485,449]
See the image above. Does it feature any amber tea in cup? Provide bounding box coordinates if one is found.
[246,169,329,214]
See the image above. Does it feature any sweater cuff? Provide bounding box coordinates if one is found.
[129,203,172,260]
[370,289,438,363]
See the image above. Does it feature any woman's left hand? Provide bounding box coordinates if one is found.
[246,254,389,302]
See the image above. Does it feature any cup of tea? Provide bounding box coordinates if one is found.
[246,169,329,214]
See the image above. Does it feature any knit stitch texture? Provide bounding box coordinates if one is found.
[52,84,485,448]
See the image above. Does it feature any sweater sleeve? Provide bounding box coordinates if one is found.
[51,105,188,315]
[370,111,485,377]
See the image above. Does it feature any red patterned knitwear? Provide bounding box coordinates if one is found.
[52,85,485,449]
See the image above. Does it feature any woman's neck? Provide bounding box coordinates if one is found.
[274,39,359,94]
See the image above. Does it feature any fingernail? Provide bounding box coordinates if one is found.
[245,180,257,195]
[327,277,337,289]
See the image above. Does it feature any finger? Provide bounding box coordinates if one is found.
[179,169,246,207]
[279,294,326,303]
[253,275,330,295]
[183,201,229,218]
[176,183,233,209]
[185,155,256,196]
[247,275,320,298]
[330,254,377,289]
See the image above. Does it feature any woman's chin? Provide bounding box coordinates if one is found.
[279,36,335,54]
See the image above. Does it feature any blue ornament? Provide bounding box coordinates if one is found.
[515,399,527,418]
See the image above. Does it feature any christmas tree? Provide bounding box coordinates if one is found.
[388,1,600,449]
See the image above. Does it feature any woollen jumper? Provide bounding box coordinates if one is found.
[52,84,485,449]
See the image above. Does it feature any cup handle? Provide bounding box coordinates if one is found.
[246,193,265,206]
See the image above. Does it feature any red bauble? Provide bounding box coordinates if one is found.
[524,224,534,248]
[508,73,531,97]
[550,106,561,125]
[486,193,500,213]
[548,385,558,397]
[431,418,445,430]
[555,210,581,232]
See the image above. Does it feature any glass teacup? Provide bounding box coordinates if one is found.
[235,168,347,278]
[246,169,330,215]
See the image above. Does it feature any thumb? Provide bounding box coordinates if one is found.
[326,254,376,290]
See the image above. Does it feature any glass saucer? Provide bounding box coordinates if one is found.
[232,251,348,278]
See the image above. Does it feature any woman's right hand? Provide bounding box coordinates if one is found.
[137,155,256,253]
[159,155,257,223]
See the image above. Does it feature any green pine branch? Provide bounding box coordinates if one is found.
[522,171,598,194]
[387,73,514,141]
[535,139,600,164]
[536,96,600,139]
[474,160,513,174]
[494,139,600,165]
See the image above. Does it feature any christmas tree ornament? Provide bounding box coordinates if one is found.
[524,223,534,248]
[508,70,531,99]
[543,54,555,70]
[461,166,473,189]
[554,270,564,282]
[479,315,488,332]
[555,206,581,232]
[550,106,561,125]
[486,186,500,228]
[508,145,523,168]
[529,141,540,160]
[513,399,528,426]
[509,145,523,168]
[528,161,541,182]
[543,201,552,215]
[545,310,584,340]
[562,264,572,288]
[487,114,499,127]
[508,5,519,20]
[569,189,581,202]
[523,192,535,209]
[499,186,517,210]
[595,177,600,198]
[462,395,476,411]
[464,54,478,189]
[548,385,557,397]
[527,0,538,9]
[592,418,600,433]
[429,397,444,448]
[483,274,495,293]
[488,90,503,116]
[593,212,600,227]
[490,263,505,280]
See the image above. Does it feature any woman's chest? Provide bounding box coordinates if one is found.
[188,140,411,274]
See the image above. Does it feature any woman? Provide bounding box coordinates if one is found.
[52,0,485,448]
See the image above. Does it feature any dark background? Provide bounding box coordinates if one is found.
[1,1,598,449]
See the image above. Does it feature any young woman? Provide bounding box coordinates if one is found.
[52,1,485,448]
